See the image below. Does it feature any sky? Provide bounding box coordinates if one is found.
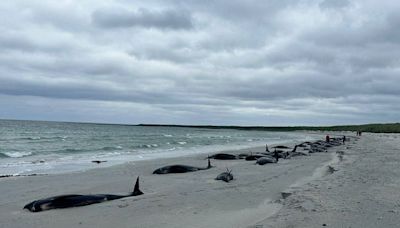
[0,0,399,126]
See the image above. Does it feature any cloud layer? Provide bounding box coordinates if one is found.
[93,8,193,30]
[0,0,399,125]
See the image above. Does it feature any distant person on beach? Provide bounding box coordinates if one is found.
[265,144,269,152]
[343,136,346,144]
[326,135,330,142]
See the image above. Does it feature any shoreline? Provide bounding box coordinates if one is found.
[0,143,275,177]
[0,132,321,176]
[0,133,349,228]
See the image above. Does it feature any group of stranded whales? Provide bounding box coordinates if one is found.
[23,136,348,212]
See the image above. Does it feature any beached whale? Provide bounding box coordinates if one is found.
[279,145,299,159]
[264,151,288,159]
[256,157,277,165]
[209,153,237,160]
[215,169,233,182]
[245,154,269,161]
[153,158,213,174]
[23,177,143,212]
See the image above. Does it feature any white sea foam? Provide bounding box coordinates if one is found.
[28,137,41,140]
[4,151,33,158]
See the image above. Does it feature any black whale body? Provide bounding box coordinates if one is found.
[153,159,213,174]
[24,177,143,212]
[209,153,237,160]
[245,154,269,161]
[256,157,277,165]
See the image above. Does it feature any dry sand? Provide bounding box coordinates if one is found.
[0,133,398,228]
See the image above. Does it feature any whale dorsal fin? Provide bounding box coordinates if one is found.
[207,157,212,169]
[132,176,144,196]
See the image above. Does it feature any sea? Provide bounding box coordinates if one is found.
[0,119,320,175]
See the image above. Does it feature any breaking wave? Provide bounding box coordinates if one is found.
[0,151,33,158]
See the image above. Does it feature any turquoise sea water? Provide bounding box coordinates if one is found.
[0,120,318,175]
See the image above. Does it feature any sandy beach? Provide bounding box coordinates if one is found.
[0,133,399,228]
[256,133,400,228]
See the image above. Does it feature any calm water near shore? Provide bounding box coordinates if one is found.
[0,119,319,175]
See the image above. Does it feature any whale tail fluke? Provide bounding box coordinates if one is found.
[132,176,144,196]
[226,168,232,175]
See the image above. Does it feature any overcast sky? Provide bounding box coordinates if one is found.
[0,0,399,126]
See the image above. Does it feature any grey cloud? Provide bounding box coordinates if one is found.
[0,75,175,105]
[92,8,193,30]
[131,46,206,63]
[319,0,350,9]
[171,0,296,23]
[0,32,81,54]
